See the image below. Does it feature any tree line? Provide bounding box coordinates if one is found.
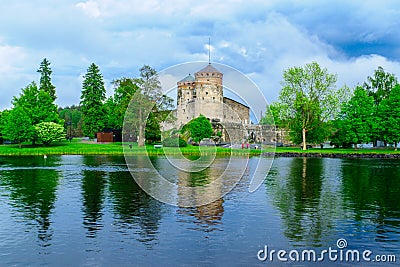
[261,62,400,150]
[0,59,173,147]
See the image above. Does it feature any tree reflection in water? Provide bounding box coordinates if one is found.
[265,157,342,246]
[0,156,61,247]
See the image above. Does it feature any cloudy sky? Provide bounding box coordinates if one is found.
[1,0,400,110]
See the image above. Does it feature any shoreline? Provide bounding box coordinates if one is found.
[1,141,400,158]
[262,152,400,159]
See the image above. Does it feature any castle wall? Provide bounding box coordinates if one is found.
[220,123,278,144]
[223,97,249,124]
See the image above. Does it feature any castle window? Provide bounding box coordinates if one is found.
[207,79,209,81]
[206,92,208,95]
[213,97,215,100]
[187,92,189,94]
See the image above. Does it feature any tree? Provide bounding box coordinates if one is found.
[363,66,398,105]
[259,104,276,125]
[37,58,56,101]
[35,122,65,146]
[123,65,162,146]
[277,62,342,150]
[80,63,106,139]
[109,77,140,129]
[339,87,375,149]
[144,112,161,143]
[137,65,162,146]
[2,106,34,148]
[182,115,213,143]
[12,82,61,144]
[59,105,83,137]
[378,84,400,150]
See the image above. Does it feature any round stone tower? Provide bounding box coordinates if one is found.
[177,74,195,126]
[193,64,224,122]
[176,64,224,127]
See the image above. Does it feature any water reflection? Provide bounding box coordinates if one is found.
[0,156,61,246]
[341,159,400,243]
[266,157,400,251]
[178,199,224,233]
[265,157,342,246]
[108,170,164,247]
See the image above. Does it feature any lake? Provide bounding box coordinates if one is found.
[0,155,399,266]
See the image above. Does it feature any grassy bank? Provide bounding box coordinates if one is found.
[1,140,400,156]
[0,139,262,156]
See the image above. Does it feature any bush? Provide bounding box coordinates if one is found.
[162,137,187,147]
[35,122,65,146]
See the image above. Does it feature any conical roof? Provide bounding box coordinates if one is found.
[178,74,195,83]
[195,64,221,74]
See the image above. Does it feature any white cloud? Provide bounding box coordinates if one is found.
[76,1,101,18]
[1,0,400,110]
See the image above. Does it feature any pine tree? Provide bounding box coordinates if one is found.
[80,63,106,139]
[37,58,56,101]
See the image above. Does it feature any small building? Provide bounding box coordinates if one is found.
[96,129,122,142]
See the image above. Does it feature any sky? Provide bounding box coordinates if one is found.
[1,0,400,110]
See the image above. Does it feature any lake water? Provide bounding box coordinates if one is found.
[0,155,399,266]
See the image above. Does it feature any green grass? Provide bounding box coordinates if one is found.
[272,146,400,155]
[0,139,399,156]
[0,139,261,156]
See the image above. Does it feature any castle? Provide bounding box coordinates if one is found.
[176,64,250,127]
[172,63,281,145]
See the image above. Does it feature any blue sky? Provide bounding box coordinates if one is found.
[1,0,400,110]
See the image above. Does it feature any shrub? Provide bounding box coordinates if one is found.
[35,122,65,146]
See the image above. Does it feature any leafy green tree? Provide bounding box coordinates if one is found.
[363,66,398,105]
[58,105,83,137]
[183,115,213,143]
[363,67,398,146]
[2,106,34,148]
[12,82,61,144]
[109,78,140,129]
[37,58,56,101]
[80,63,106,139]
[259,104,276,125]
[145,112,161,143]
[35,122,65,146]
[330,119,352,148]
[0,110,7,144]
[339,87,375,149]
[277,62,342,150]
[123,65,162,146]
[378,84,400,150]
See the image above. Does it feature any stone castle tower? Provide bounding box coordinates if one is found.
[176,63,249,127]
